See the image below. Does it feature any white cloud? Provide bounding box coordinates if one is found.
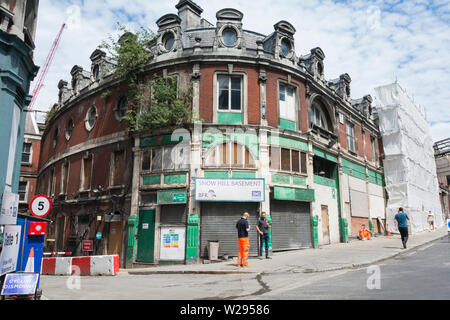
[31,0,450,142]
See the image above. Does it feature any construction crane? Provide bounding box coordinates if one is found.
[29,23,66,110]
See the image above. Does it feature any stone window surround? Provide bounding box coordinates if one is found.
[278,36,295,59]
[277,79,300,130]
[85,104,98,132]
[217,24,241,48]
[159,29,177,53]
[212,70,248,124]
[80,153,94,192]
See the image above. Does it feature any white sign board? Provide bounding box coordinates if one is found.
[0,225,22,276]
[0,189,19,225]
[195,178,265,202]
[160,227,186,261]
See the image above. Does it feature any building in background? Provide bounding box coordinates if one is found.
[38,0,385,267]
[434,138,449,220]
[0,0,39,206]
[375,83,444,233]
[18,110,45,213]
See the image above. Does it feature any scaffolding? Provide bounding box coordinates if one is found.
[374,83,443,233]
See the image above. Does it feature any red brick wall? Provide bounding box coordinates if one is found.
[355,124,364,157]
[365,132,372,161]
[350,217,369,237]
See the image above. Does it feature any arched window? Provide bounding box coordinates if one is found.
[85,105,97,131]
[205,142,255,168]
[309,101,329,131]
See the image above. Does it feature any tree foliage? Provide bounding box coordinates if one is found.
[100,24,197,133]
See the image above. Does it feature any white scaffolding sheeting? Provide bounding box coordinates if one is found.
[374,83,443,233]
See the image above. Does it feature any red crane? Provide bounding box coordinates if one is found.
[29,23,66,110]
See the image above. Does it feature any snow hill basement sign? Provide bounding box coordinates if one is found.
[195,178,265,202]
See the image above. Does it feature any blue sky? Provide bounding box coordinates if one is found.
[31,0,450,142]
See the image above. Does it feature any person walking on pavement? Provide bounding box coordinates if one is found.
[236,212,250,267]
[427,211,435,231]
[394,207,410,249]
[256,212,271,259]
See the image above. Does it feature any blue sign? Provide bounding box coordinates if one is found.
[1,273,39,296]
[96,232,102,239]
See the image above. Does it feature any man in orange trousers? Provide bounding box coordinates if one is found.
[359,224,372,240]
[236,212,250,267]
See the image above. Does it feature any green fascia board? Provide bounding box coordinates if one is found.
[157,189,187,204]
[164,174,187,184]
[271,173,291,184]
[314,175,336,188]
[268,135,308,152]
[292,176,307,186]
[204,171,229,178]
[274,186,315,202]
[368,169,384,186]
[342,158,366,180]
[313,147,338,163]
[232,171,256,179]
[141,133,191,148]
[279,119,296,131]
[202,132,259,159]
[143,175,161,186]
[217,112,243,125]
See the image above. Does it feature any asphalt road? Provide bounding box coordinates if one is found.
[39,237,450,300]
[253,237,450,300]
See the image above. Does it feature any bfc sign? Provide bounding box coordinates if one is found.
[195,178,265,202]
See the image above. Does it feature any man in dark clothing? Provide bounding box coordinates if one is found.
[256,212,271,259]
[236,212,250,267]
[394,207,410,249]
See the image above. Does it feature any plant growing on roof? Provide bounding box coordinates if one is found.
[100,24,198,133]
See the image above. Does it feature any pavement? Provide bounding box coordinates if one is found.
[124,226,448,276]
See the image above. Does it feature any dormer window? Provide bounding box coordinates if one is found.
[222,27,237,47]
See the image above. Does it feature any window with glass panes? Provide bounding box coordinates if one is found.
[22,143,32,163]
[141,146,189,172]
[371,136,377,162]
[218,75,242,111]
[269,146,307,174]
[279,84,296,122]
[18,181,27,202]
[346,122,356,152]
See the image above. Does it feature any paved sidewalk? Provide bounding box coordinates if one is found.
[125,226,448,276]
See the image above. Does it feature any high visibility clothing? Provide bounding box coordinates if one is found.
[237,237,249,266]
[359,228,372,240]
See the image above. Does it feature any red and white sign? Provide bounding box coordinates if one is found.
[28,222,47,236]
[82,240,93,252]
[29,195,51,218]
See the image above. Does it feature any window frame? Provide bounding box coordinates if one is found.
[213,71,248,124]
[18,181,28,203]
[346,122,356,153]
[309,103,328,131]
[217,75,243,112]
[269,145,307,175]
[141,145,190,173]
[204,141,256,169]
[278,81,298,127]
[22,142,32,164]
[115,95,128,121]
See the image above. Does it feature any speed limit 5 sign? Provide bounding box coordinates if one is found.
[29,195,52,218]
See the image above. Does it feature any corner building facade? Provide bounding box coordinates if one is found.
[39,0,386,267]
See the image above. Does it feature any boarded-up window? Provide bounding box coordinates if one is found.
[61,162,69,194]
[112,151,124,186]
[300,152,307,174]
[270,146,281,170]
[292,150,300,173]
[205,142,255,168]
[83,157,92,190]
[281,148,291,171]
[142,150,151,171]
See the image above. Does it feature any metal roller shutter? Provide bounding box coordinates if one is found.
[270,200,312,250]
[200,202,259,258]
[160,205,187,225]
